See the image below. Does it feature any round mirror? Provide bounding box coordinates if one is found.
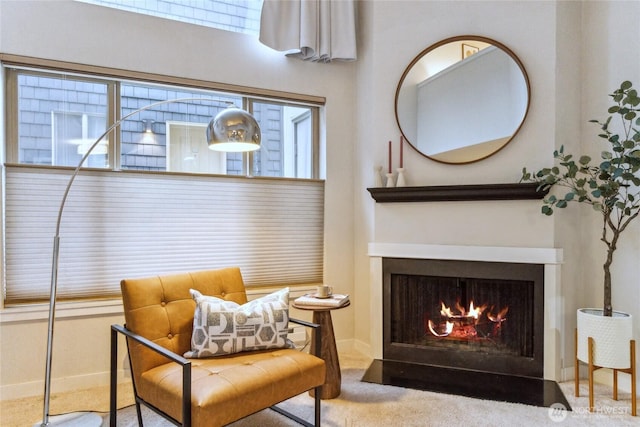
[395,36,530,164]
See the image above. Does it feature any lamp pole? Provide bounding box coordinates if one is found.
[40,98,258,426]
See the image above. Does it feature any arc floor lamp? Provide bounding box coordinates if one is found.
[39,99,261,426]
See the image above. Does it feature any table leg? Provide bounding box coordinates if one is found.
[310,310,341,399]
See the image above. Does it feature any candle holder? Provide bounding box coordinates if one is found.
[386,172,395,188]
[396,168,406,187]
[374,166,384,187]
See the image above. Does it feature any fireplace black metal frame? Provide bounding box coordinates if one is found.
[383,257,545,378]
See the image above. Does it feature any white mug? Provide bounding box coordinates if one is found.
[317,284,333,298]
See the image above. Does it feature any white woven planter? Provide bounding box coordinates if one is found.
[577,308,633,369]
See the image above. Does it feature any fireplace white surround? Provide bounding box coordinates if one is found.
[368,242,564,381]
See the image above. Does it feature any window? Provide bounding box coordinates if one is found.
[76,0,264,35]
[8,67,319,179]
[14,73,111,167]
[2,59,324,304]
[52,111,108,168]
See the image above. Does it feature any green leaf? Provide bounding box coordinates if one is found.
[599,170,611,180]
[542,205,553,216]
[621,81,632,90]
[556,200,567,208]
[609,106,620,113]
[592,189,602,198]
[579,155,591,165]
[601,151,612,160]
[568,164,578,177]
[564,192,575,201]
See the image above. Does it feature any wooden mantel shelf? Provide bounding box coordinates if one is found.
[366,182,548,203]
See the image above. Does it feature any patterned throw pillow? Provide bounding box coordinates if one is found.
[184,287,293,358]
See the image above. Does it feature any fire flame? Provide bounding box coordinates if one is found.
[487,306,509,322]
[428,319,453,337]
[428,300,509,339]
[440,300,486,319]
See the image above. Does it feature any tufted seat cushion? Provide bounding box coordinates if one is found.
[120,267,326,426]
[138,349,325,426]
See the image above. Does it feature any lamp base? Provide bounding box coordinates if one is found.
[35,412,103,427]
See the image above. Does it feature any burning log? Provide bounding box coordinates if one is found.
[427,300,509,339]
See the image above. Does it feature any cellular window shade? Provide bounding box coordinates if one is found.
[4,166,324,303]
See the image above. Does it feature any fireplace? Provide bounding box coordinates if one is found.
[383,257,544,378]
[363,246,569,408]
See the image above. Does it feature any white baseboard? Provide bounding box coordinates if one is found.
[3,339,371,401]
[561,365,575,383]
[0,369,131,401]
[336,338,354,353]
[352,339,372,358]
[570,363,636,393]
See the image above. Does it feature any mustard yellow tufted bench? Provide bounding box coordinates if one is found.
[110,267,326,426]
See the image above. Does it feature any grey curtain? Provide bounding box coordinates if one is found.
[259,0,357,63]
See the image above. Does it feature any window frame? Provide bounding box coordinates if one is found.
[1,54,326,306]
[3,55,324,178]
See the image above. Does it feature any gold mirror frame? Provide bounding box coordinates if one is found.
[395,35,531,165]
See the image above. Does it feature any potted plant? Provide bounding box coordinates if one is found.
[521,80,639,370]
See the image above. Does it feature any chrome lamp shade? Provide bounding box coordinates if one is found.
[207,106,261,152]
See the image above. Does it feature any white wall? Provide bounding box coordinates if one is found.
[353,0,640,389]
[0,0,356,399]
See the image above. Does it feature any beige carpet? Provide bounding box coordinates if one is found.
[2,351,637,426]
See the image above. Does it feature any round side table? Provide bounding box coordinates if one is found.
[292,301,350,399]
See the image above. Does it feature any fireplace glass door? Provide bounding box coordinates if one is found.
[383,258,544,377]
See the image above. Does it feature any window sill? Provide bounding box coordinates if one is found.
[0,285,321,324]
[0,299,124,324]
